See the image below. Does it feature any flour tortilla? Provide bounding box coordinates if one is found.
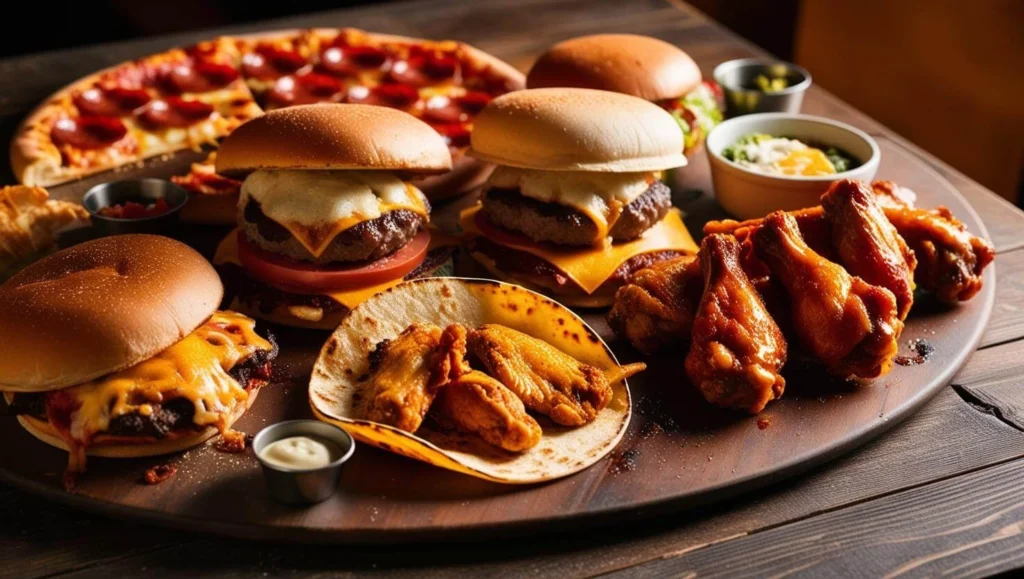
[308,277,631,483]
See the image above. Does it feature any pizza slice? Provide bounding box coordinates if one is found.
[11,37,261,188]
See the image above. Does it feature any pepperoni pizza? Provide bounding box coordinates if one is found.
[11,28,524,208]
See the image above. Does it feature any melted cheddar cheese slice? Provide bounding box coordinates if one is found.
[241,170,429,258]
[461,204,697,294]
[486,167,658,244]
[59,311,271,445]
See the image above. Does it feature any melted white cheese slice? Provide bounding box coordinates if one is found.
[486,167,657,243]
[241,169,429,258]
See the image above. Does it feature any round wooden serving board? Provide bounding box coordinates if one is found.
[0,137,995,543]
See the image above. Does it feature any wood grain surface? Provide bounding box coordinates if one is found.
[1,0,1023,576]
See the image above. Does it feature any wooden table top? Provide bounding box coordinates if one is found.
[3,0,1024,576]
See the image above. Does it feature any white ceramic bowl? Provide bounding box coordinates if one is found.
[706,113,880,219]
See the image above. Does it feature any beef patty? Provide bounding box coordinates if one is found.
[8,331,279,439]
[240,198,427,264]
[481,180,671,246]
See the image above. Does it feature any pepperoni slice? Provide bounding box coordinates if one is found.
[241,46,309,81]
[136,97,214,129]
[422,96,463,123]
[74,86,151,117]
[319,45,390,77]
[430,122,471,149]
[457,91,492,114]
[164,60,239,94]
[267,73,344,107]
[51,116,128,150]
[346,83,420,108]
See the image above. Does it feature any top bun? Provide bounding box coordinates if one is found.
[0,235,223,392]
[469,88,687,172]
[216,104,453,177]
[527,34,701,101]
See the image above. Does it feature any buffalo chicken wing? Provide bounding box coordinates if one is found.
[685,235,787,413]
[753,211,902,378]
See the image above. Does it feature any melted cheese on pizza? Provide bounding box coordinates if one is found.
[57,311,271,444]
[241,169,429,258]
[486,167,657,244]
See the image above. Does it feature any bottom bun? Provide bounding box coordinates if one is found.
[455,250,618,309]
[15,388,259,458]
[179,192,239,225]
[227,298,347,331]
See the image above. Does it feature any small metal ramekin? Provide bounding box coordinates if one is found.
[82,178,188,236]
[713,58,812,117]
[252,420,356,505]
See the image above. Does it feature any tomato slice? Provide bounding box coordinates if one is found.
[236,229,431,294]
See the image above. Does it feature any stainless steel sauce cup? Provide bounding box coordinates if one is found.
[713,58,812,117]
[252,420,356,505]
[82,178,188,235]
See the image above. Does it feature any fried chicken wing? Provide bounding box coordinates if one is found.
[822,180,917,319]
[467,324,645,426]
[434,370,543,452]
[705,206,833,258]
[358,324,445,432]
[705,180,993,304]
[881,205,994,303]
[685,235,787,413]
[607,254,703,355]
[0,185,89,279]
[753,212,902,378]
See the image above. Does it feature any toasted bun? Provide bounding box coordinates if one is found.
[0,235,223,392]
[469,88,687,172]
[215,104,453,177]
[13,388,259,457]
[527,34,701,101]
[458,252,618,308]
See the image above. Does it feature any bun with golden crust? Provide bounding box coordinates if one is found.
[215,104,453,177]
[0,234,223,392]
[469,88,687,173]
[526,34,702,101]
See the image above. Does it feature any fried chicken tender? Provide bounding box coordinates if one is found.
[822,180,917,319]
[468,324,645,426]
[685,235,787,413]
[434,370,542,452]
[753,211,902,378]
[358,324,445,432]
[607,254,703,355]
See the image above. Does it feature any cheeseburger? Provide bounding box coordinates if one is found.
[526,34,722,154]
[0,235,278,482]
[461,88,698,307]
[212,103,455,329]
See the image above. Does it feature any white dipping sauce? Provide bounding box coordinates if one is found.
[260,436,338,469]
